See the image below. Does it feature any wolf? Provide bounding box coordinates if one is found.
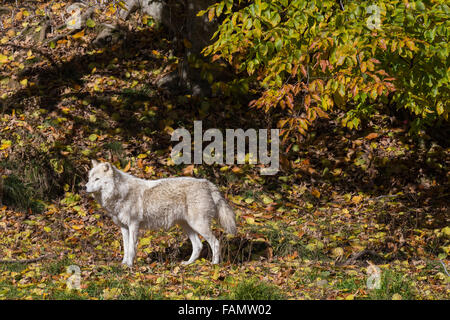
[85,160,236,267]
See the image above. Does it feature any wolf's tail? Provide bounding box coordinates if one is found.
[208,182,237,235]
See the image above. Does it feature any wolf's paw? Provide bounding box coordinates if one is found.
[181,260,193,266]
[121,260,133,268]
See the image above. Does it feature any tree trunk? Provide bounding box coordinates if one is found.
[95,0,217,95]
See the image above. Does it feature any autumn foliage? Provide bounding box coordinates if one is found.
[0,0,448,300]
[201,0,449,138]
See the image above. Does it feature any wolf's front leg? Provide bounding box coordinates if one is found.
[125,222,139,267]
[120,226,129,265]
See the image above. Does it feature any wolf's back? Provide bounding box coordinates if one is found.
[207,181,237,235]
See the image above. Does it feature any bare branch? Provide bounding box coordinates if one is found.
[0,253,56,264]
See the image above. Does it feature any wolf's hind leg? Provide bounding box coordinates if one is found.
[181,223,202,265]
[189,221,220,264]
[202,232,220,264]
[120,226,129,265]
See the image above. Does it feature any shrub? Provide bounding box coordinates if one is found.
[1,174,43,213]
[201,0,449,138]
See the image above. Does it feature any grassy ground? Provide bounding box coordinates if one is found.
[0,1,449,300]
[0,189,448,300]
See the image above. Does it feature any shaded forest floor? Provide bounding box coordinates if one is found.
[0,1,449,299]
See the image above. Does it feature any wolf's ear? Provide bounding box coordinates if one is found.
[103,162,111,172]
[91,159,99,167]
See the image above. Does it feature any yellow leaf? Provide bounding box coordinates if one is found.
[262,195,274,204]
[232,167,242,174]
[164,126,174,135]
[123,161,131,172]
[72,30,85,39]
[352,195,362,204]
[436,102,444,116]
[331,247,344,258]
[345,294,355,300]
[311,188,321,199]
[0,140,12,150]
[442,226,450,237]
[392,293,402,300]
[230,195,243,205]
[140,237,151,246]
[360,61,367,72]
[144,166,154,174]
[211,267,220,280]
[245,197,254,204]
[405,40,416,51]
[208,8,215,21]
[15,11,23,21]
[20,79,28,86]
[118,1,127,10]
[245,217,255,224]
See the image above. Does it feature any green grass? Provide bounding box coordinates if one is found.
[0,281,23,299]
[0,262,29,273]
[44,257,75,276]
[104,141,124,154]
[368,270,415,300]
[336,277,362,293]
[47,288,86,300]
[224,278,286,300]
[84,278,164,300]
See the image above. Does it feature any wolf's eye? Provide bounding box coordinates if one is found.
[95,178,99,181]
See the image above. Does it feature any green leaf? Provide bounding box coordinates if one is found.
[86,19,96,28]
[274,38,283,51]
[436,102,444,115]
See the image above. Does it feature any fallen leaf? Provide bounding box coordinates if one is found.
[311,188,321,199]
[123,161,131,172]
[365,133,379,140]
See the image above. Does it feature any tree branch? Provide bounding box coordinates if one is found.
[0,253,56,264]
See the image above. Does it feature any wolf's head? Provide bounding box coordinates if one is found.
[85,160,114,194]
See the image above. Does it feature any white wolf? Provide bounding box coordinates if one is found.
[85,160,236,267]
